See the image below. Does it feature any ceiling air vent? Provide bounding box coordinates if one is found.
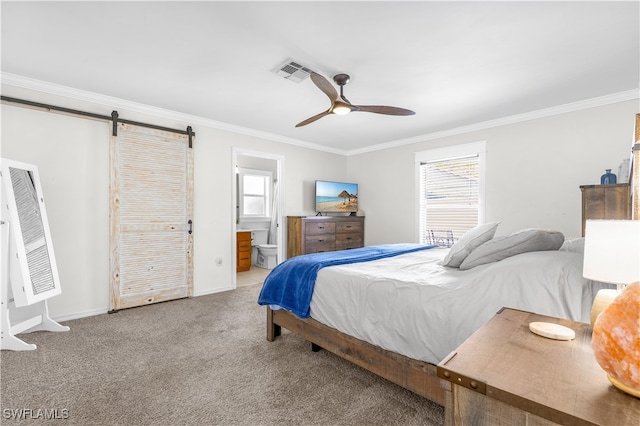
[272,59,313,83]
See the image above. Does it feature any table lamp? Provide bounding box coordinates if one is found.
[583,219,640,398]
[583,219,640,291]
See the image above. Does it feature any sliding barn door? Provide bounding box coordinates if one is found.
[110,123,193,311]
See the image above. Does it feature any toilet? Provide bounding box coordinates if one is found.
[250,229,278,269]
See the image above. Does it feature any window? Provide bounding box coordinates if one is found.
[415,141,486,244]
[238,168,272,219]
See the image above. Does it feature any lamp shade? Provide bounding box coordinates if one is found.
[583,220,640,285]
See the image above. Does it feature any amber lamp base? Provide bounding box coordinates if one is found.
[591,282,640,399]
[608,375,640,399]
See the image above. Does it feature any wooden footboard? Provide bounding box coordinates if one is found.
[266,306,448,407]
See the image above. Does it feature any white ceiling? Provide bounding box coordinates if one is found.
[2,1,639,154]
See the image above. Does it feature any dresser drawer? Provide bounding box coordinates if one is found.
[335,234,363,250]
[336,221,362,234]
[305,242,336,254]
[305,233,335,254]
[305,222,336,235]
[305,233,335,246]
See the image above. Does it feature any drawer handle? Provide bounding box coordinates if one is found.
[318,239,324,242]
[346,225,352,228]
[346,237,352,240]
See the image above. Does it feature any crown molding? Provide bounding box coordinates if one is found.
[3,73,637,158]
[0,73,347,156]
[346,89,640,156]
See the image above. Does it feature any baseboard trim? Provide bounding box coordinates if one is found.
[53,308,109,323]
[51,287,236,323]
[192,285,235,297]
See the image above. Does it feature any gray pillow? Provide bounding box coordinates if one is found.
[459,228,565,270]
[442,222,500,268]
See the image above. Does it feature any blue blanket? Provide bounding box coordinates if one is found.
[257,243,435,318]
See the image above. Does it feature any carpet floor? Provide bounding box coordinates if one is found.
[1,284,444,425]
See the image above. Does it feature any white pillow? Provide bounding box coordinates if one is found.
[559,237,585,254]
[459,228,565,270]
[441,222,500,268]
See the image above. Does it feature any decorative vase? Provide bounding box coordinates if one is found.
[600,169,617,185]
[591,282,640,398]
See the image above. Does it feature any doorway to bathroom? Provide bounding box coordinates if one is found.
[231,148,284,289]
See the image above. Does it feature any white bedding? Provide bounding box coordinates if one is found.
[309,247,613,364]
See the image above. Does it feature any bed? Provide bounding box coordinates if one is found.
[259,115,638,407]
[258,227,615,406]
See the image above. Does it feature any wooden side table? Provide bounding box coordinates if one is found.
[437,308,640,426]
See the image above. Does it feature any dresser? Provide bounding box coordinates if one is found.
[580,183,631,236]
[236,231,251,272]
[287,216,365,258]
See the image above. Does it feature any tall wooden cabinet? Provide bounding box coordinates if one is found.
[580,183,631,236]
[236,231,251,272]
[287,216,365,258]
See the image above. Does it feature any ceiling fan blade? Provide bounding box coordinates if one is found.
[310,72,338,101]
[355,105,416,116]
[295,110,332,127]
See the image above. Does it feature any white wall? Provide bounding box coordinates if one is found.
[1,105,112,317]
[3,82,636,321]
[348,100,638,245]
[1,84,347,320]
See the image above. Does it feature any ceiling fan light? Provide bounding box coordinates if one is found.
[332,104,351,115]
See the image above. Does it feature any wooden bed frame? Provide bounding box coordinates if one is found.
[265,113,640,410]
[266,307,448,406]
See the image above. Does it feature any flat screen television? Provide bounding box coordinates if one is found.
[315,180,358,214]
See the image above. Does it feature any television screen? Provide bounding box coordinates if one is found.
[315,180,358,213]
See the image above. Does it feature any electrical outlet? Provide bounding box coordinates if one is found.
[215,258,223,266]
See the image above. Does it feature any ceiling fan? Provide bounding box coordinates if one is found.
[296,72,415,127]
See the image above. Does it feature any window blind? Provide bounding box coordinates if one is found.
[419,155,479,244]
